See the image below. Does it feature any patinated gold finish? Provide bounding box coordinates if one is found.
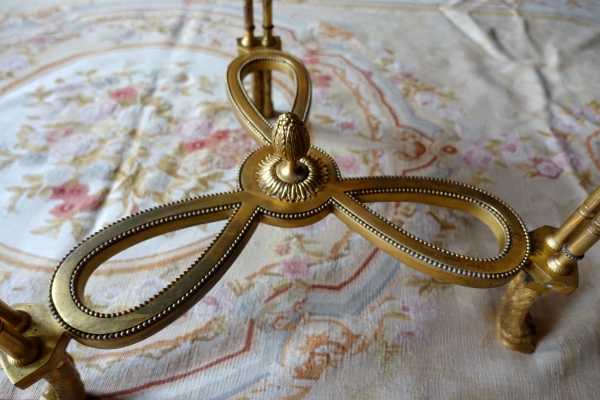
[40,354,85,400]
[0,303,82,397]
[241,0,257,47]
[256,112,329,202]
[261,0,276,47]
[3,2,600,397]
[498,187,600,353]
[272,112,311,182]
[237,0,281,119]
[0,298,30,332]
[498,271,540,354]
[0,319,40,365]
[546,186,600,250]
[498,225,579,353]
[547,213,600,275]
[37,50,531,355]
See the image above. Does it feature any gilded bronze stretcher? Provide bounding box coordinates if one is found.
[1,1,598,398]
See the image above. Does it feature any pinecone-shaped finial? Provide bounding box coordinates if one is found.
[272,113,310,163]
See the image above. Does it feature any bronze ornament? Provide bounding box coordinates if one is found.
[0,1,599,398]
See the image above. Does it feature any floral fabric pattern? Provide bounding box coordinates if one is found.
[1,1,600,399]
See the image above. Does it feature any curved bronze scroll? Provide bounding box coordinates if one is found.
[49,50,530,349]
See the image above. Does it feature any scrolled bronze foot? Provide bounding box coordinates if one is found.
[498,270,541,354]
[40,354,85,400]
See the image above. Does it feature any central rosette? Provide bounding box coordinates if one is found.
[257,113,328,202]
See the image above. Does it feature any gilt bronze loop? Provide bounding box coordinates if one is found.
[2,3,600,399]
[44,51,533,352]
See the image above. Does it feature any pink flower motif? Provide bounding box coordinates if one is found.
[493,131,532,163]
[173,117,213,142]
[50,202,78,218]
[453,121,481,142]
[553,152,582,172]
[275,243,291,257]
[49,133,98,162]
[109,86,137,101]
[440,105,468,122]
[413,91,442,109]
[46,127,74,144]
[334,119,358,135]
[208,129,230,142]
[51,184,89,200]
[313,74,333,88]
[130,205,140,214]
[183,139,208,153]
[335,154,361,175]
[552,114,580,134]
[301,50,320,65]
[546,136,582,172]
[389,72,413,85]
[29,35,49,47]
[191,284,235,320]
[77,99,119,125]
[49,190,101,219]
[533,158,562,179]
[79,195,101,212]
[395,322,428,348]
[402,298,437,322]
[213,131,257,169]
[462,146,493,170]
[281,256,310,280]
[572,106,600,123]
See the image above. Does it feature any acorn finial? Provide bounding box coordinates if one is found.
[272,113,310,183]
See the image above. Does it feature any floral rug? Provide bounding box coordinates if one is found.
[1,0,600,399]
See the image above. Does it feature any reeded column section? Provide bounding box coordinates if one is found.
[261,0,275,47]
[241,0,256,47]
[0,299,30,332]
[546,186,600,250]
[0,319,41,367]
[548,211,600,275]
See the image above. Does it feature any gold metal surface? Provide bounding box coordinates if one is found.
[0,303,73,389]
[0,319,37,361]
[8,337,41,368]
[257,151,328,202]
[252,71,265,117]
[3,3,600,396]
[546,186,600,250]
[498,225,579,353]
[256,112,329,201]
[262,70,274,117]
[272,112,311,182]
[0,299,29,332]
[241,0,257,47]
[498,271,540,354]
[237,0,281,119]
[43,50,531,352]
[261,0,276,47]
[40,354,85,400]
[547,213,600,275]
[524,226,578,296]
